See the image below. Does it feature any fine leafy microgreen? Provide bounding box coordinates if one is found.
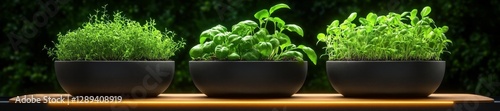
[317,6,451,61]
[190,3,317,65]
[46,7,185,61]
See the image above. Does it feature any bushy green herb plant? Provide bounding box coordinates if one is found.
[317,6,451,61]
[190,3,317,64]
[46,9,185,61]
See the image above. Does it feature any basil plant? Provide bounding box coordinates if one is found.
[190,3,317,65]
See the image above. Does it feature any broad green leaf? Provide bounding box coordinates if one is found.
[327,21,339,35]
[269,38,280,48]
[256,28,269,35]
[256,42,273,56]
[199,30,215,44]
[340,24,349,29]
[276,38,286,45]
[202,41,215,53]
[241,35,256,49]
[298,45,317,65]
[239,42,253,51]
[215,45,230,59]
[277,33,291,47]
[189,44,204,59]
[441,26,449,33]
[326,27,334,35]
[365,26,373,32]
[377,16,386,24]
[199,37,207,44]
[288,44,297,49]
[279,51,294,58]
[242,35,256,44]
[280,51,303,60]
[255,28,269,41]
[242,50,260,60]
[350,24,357,28]
[254,9,270,20]
[269,3,290,15]
[410,9,417,20]
[212,25,227,32]
[376,24,387,30]
[266,35,273,40]
[294,57,304,61]
[292,51,303,58]
[228,52,240,60]
[330,20,340,27]
[347,12,357,22]
[213,33,227,44]
[398,29,408,34]
[239,20,258,28]
[274,17,286,29]
[421,6,431,17]
[317,33,326,42]
[231,25,251,36]
[426,31,435,38]
[367,13,377,24]
[228,34,242,44]
[285,24,304,37]
[359,18,369,25]
[232,20,258,36]
[411,17,419,26]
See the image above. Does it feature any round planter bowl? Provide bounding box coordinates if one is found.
[326,61,445,98]
[189,61,307,98]
[55,61,174,98]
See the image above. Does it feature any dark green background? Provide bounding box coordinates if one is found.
[1,0,499,97]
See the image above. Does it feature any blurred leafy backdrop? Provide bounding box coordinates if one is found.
[1,0,499,97]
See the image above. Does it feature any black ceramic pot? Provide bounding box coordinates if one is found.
[55,61,174,98]
[189,61,307,98]
[326,61,445,98]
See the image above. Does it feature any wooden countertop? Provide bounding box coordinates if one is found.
[9,93,494,107]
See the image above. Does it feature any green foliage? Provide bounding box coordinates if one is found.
[46,8,185,61]
[2,0,499,97]
[189,3,317,65]
[318,6,452,61]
